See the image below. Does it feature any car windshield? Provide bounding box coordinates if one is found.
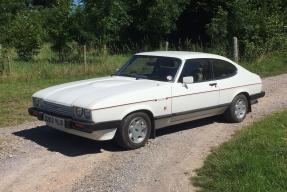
[115,55,182,82]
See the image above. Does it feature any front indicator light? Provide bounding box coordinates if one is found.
[84,109,91,119]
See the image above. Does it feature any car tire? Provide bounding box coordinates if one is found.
[224,94,248,123]
[115,112,151,150]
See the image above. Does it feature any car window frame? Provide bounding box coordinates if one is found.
[210,58,238,80]
[177,58,213,84]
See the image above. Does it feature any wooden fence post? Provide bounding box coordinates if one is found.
[165,41,169,51]
[7,54,11,73]
[103,44,107,56]
[83,44,87,72]
[233,37,239,63]
[0,44,2,74]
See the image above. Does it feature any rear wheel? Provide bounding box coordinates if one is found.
[225,94,248,123]
[115,112,151,150]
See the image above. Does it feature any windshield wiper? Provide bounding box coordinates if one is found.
[131,73,148,80]
[112,73,148,80]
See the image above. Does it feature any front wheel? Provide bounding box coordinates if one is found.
[115,112,151,150]
[224,94,248,123]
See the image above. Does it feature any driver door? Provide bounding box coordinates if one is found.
[171,59,220,122]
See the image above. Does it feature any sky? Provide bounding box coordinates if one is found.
[73,0,81,5]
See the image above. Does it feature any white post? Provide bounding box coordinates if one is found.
[165,41,169,51]
[7,52,11,73]
[233,37,239,63]
[103,44,107,56]
[83,44,87,71]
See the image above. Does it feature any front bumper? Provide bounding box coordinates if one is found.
[28,107,121,134]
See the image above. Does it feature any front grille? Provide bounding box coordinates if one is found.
[41,101,73,117]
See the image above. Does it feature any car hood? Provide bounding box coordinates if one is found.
[33,76,171,109]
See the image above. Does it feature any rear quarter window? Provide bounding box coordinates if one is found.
[212,59,237,79]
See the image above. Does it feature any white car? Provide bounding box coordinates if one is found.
[29,51,265,149]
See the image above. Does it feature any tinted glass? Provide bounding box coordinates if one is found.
[212,59,237,79]
[116,55,181,82]
[179,59,212,83]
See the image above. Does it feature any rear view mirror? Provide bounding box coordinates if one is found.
[183,76,194,84]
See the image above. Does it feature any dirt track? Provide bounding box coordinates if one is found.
[0,74,287,192]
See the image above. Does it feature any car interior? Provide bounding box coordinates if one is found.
[179,59,211,83]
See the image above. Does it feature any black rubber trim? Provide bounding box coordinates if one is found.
[28,107,121,133]
[250,91,265,101]
[154,114,172,120]
[69,120,121,133]
[28,107,44,120]
[155,103,230,120]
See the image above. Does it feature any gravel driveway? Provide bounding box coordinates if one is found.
[0,74,287,192]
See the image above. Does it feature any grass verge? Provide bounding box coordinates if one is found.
[192,110,287,192]
[241,52,287,77]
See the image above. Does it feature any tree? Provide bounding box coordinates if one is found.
[10,10,44,60]
[123,0,189,47]
[0,0,26,46]
[44,0,73,60]
[205,0,287,57]
[30,0,58,8]
[82,0,131,46]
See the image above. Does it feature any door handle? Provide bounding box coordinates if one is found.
[209,83,217,87]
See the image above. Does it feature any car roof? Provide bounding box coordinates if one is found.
[135,51,229,61]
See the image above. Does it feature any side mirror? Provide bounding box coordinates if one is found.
[183,76,194,84]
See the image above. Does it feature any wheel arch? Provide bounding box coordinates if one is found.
[121,109,156,139]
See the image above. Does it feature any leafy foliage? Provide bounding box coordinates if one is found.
[206,0,287,58]
[9,10,44,61]
[0,0,26,46]
[0,0,286,61]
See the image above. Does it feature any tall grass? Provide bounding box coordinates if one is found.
[241,52,287,77]
[1,44,129,82]
[2,55,128,81]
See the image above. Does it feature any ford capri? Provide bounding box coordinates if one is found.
[28,51,265,149]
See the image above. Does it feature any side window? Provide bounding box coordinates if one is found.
[212,59,237,79]
[179,59,212,83]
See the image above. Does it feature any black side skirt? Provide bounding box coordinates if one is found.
[154,104,230,129]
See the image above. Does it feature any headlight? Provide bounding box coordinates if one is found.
[74,107,91,120]
[75,107,83,117]
[32,97,42,108]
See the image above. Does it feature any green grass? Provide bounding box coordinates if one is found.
[192,110,287,192]
[1,53,129,81]
[241,52,287,77]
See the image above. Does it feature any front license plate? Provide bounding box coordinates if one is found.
[44,114,65,129]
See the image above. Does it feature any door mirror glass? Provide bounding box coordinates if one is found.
[183,76,194,84]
